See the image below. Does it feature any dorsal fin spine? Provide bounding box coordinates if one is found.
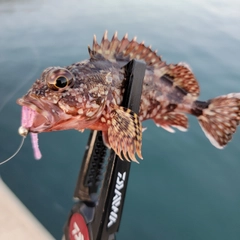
[90,32,164,67]
[89,32,200,97]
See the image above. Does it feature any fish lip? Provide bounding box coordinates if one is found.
[17,95,60,132]
[17,97,48,118]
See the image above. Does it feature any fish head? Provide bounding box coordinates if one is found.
[17,66,106,133]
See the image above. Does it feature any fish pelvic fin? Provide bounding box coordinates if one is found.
[89,31,165,68]
[194,93,240,148]
[153,112,188,133]
[102,105,142,162]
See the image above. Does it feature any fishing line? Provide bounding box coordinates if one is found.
[0,43,40,113]
[0,136,26,166]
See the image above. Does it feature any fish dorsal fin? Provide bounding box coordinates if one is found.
[88,31,165,68]
[157,63,200,97]
[89,31,200,97]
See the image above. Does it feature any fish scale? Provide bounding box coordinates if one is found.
[17,31,240,161]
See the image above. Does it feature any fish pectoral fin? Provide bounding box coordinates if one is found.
[153,112,188,132]
[103,106,143,162]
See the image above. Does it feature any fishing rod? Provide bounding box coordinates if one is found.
[63,59,146,240]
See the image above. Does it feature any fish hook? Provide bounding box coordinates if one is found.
[0,127,28,166]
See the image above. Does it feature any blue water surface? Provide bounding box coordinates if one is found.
[0,0,240,239]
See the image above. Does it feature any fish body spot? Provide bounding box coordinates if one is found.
[78,109,84,114]
[86,111,95,117]
[101,117,106,122]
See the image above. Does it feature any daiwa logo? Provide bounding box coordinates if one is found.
[107,172,126,228]
[71,222,84,240]
[69,213,89,240]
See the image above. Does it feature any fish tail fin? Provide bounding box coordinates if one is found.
[194,93,240,148]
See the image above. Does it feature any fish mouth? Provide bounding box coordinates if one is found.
[17,95,66,133]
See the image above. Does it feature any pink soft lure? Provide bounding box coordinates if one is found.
[21,106,42,160]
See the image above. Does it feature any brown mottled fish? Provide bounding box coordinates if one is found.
[17,31,240,162]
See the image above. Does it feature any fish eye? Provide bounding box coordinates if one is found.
[55,76,68,88]
[45,68,75,91]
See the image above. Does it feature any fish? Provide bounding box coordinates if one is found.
[17,31,240,162]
